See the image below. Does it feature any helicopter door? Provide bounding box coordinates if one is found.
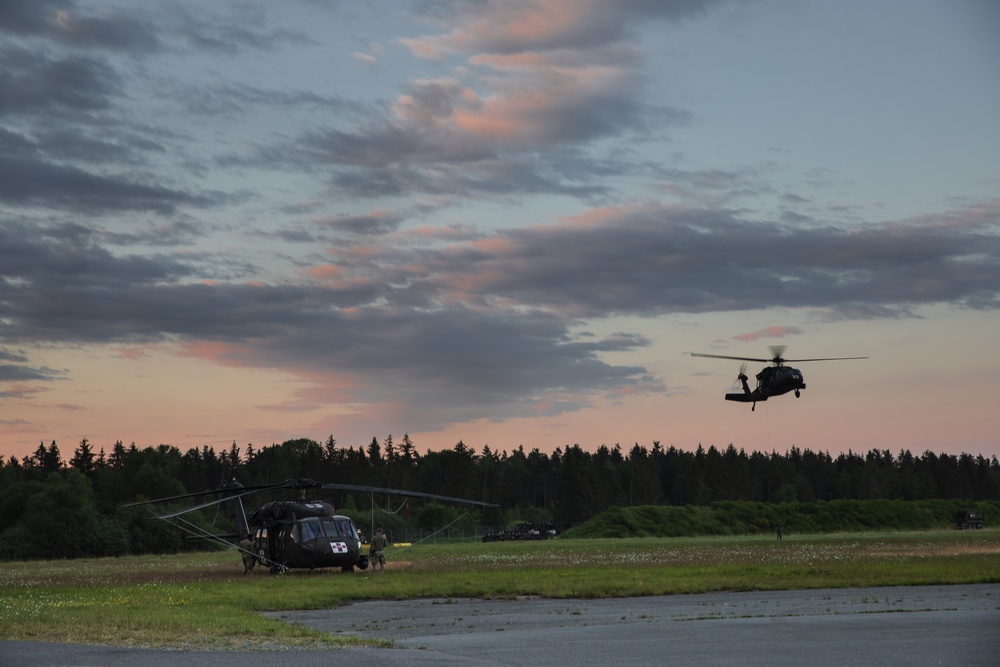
[253,527,268,562]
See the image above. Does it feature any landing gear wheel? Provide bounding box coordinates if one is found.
[794,389,800,398]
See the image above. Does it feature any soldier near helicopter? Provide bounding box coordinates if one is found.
[238,535,256,574]
[369,526,387,574]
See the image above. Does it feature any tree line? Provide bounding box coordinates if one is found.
[2,435,998,560]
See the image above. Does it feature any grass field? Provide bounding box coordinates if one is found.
[2,530,998,650]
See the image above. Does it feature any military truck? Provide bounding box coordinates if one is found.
[952,511,985,530]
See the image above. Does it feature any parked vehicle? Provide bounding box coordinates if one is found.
[952,511,985,530]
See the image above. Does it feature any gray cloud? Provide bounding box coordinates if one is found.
[167,3,309,54]
[177,83,362,118]
[0,0,161,52]
[0,150,214,214]
[393,206,1000,317]
[315,212,404,236]
[0,222,193,294]
[0,364,65,382]
[0,347,66,383]
[0,46,121,115]
[0,44,214,215]
[0,349,29,363]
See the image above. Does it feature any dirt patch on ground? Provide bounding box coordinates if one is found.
[380,560,413,571]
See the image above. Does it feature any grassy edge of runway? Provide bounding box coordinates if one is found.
[2,530,998,650]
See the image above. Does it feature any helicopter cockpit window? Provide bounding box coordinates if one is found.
[337,518,357,538]
[315,518,358,538]
[319,518,340,537]
[298,519,324,542]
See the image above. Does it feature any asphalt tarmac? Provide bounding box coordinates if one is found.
[3,584,998,666]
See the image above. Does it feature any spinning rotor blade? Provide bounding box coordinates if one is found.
[732,362,748,388]
[782,356,868,363]
[692,351,867,364]
[690,352,770,363]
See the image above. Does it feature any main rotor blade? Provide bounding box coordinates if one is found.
[153,487,276,519]
[690,352,770,363]
[692,352,867,364]
[123,482,288,508]
[130,477,498,518]
[262,477,496,507]
[783,356,868,362]
[319,482,498,508]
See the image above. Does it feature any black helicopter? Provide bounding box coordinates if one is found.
[691,346,867,410]
[128,477,496,573]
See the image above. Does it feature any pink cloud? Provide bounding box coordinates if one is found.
[402,224,482,242]
[0,384,49,400]
[733,326,804,342]
[179,340,256,366]
[393,6,641,150]
[118,344,162,360]
[559,203,659,229]
[400,0,618,58]
[306,264,344,281]
[454,62,633,144]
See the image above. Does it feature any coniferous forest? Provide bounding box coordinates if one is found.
[2,435,998,561]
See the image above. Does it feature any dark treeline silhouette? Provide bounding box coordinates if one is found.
[2,435,998,560]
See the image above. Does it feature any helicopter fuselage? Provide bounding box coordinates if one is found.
[247,500,368,572]
[725,365,805,404]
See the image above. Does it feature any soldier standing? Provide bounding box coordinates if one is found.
[369,526,387,574]
[239,536,256,575]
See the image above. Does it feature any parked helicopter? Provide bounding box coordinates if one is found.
[127,477,496,573]
[691,346,867,410]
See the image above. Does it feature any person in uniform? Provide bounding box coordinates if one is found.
[369,526,387,574]
[239,536,256,575]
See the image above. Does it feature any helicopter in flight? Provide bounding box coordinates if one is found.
[128,476,496,573]
[691,346,867,411]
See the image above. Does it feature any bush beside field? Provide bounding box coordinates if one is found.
[565,499,1000,538]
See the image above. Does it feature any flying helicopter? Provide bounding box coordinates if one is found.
[690,346,867,411]
[127,476,497,573]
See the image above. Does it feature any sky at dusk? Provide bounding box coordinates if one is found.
[2,0,999,463]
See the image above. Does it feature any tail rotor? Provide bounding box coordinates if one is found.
[734,362,748,386]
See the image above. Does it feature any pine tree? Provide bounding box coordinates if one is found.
[70,438,96,476]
